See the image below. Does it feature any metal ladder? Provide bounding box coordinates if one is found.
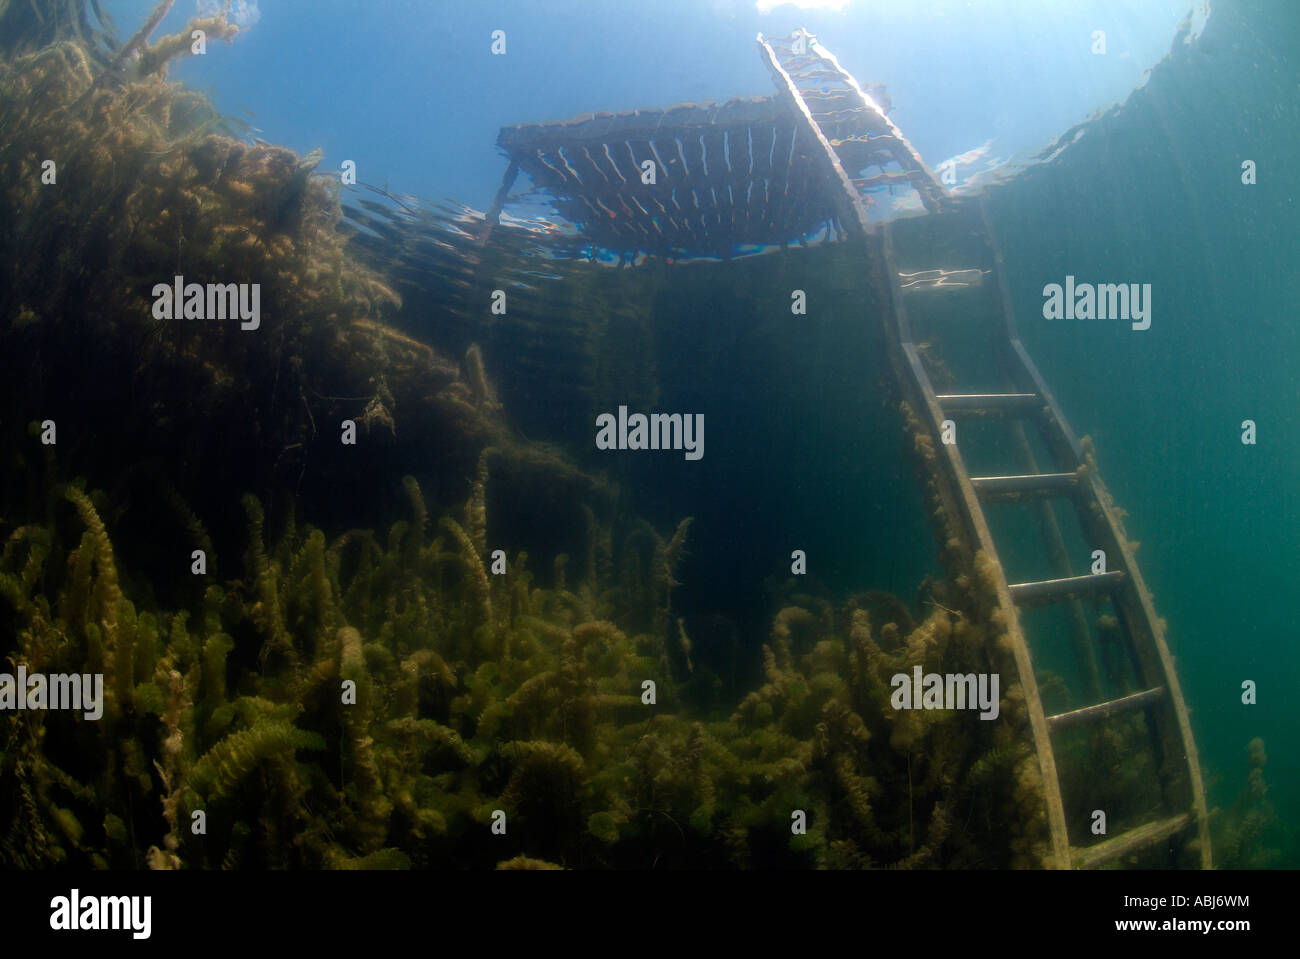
[760,29,1211,869]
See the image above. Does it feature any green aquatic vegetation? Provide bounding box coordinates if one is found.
[0,468,1053,869]
[1054,712,1167,857]
[0,0,117,64]
[0,19,506,552]
[132,14,238,80]
[1212,738,1284,869]
[0,12,1074,870]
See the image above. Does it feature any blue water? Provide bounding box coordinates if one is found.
[129,0,1199,208]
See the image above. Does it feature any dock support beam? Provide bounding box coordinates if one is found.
[479,159,519,248]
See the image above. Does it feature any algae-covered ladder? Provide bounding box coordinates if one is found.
[758,29,1212,869]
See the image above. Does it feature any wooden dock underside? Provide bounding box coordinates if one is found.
[498,97,850,258]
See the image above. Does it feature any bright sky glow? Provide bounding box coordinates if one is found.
[756,0,851,13]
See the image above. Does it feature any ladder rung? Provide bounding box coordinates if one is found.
[1008,570,1125,606]
[937,393,1040,415]
[970,472,1078,501]
[833,134,899,148]
[850,172,914,189]
[1071,812,1193,869]
[898,267,986,292]
[1047,685,1166,732]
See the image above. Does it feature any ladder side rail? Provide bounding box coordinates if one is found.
[976,196,1212,867]
[1076,486,1213,867]
[926,203,1101,700]
[948,226,1104,698]
[881,226,1072,869]
[757,34,872,237]
[1050,467,1204,839]
[805,36,948,214]
[768,39,1070,864]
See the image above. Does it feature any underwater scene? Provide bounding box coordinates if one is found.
[0,0,1295,887]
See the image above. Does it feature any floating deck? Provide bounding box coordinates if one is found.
[497,96,845,258]
[495,30,949,260]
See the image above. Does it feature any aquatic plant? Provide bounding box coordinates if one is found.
[0,0,527,560]
[0,0,117,64]
[0,7,1064,871]
[0,460,1055,868]
[1211,738,1283,869]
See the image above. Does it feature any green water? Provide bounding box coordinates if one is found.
[989,2,1300,857]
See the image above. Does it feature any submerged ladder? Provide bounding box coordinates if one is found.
[759,29,1211,869]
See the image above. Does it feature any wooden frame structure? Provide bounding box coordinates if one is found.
[497,96,851,258]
